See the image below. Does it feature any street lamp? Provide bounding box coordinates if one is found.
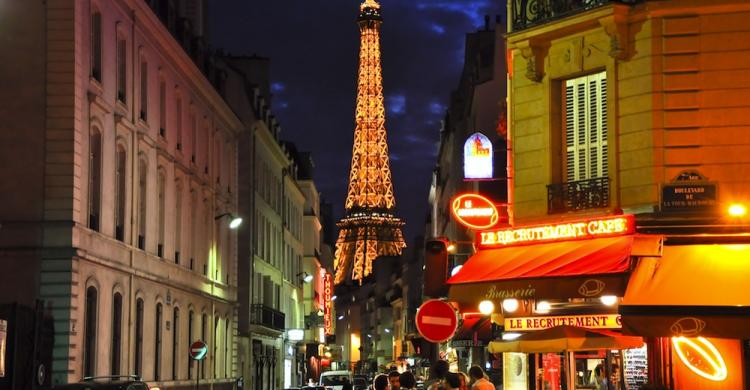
[728,203,747,217]
[502,299,519,313]
[297,272,314,283]
[478,300,494,315]
[215,213,243,229]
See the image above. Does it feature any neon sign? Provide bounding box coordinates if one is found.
[451,193,500,230]
[672,337,727,382]
[323,272,333,335]
[479,214,634,248]
[505,314,621,331]
[464,133,493,180]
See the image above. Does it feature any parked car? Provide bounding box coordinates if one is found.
[52,376,152,390]
[319,370,353,390]
[352,375,368,390]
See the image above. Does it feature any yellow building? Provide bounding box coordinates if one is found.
[448,1,750,389]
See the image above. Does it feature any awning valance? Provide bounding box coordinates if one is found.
[620,244,750,339]
[488,325,644,354]
[447,236,634,306]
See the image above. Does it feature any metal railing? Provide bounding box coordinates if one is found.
[511,0,641,31]
[548,176,610,213]
[250,304,285,331]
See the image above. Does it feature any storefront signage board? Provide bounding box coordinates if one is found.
[505,314,622,331]
[479,214,634,249]
[463,132,493,180]
[661,170,717,211]
[323,272,333,335]
[450,193,500,230]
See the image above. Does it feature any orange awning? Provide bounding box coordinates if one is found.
[447,236,634,306]
[620,244,750,339]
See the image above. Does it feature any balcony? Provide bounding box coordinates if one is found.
[250,304,285,331]
[511,0,641,31]
[548,177,610,214]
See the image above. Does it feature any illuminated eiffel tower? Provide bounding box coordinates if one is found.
[333,0,406,285]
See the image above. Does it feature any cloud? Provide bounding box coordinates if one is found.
[429,23,446,34]
[429,102,445,115]
[414,0,496,24]
[387,94,406,115]
[271,82,285,92]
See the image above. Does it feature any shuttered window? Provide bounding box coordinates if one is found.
[565,71,608,182]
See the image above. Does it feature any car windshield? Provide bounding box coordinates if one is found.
[322,375,350,385]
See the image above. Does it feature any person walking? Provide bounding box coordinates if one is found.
[389,370,402,390]
[444,372,462,390]
[373,374,390,390]
[468,365,494,390]
[425,360,450,390]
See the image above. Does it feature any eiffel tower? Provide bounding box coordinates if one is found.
[333,0,406,285]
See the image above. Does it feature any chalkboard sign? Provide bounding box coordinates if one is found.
[661,170,717,211]
[623,346,648,389]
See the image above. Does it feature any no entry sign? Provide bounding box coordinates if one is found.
[190,340,208,361]
[415,299,458,343]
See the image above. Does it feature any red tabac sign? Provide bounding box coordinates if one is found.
[323,272,333,335]
[451,193,500,230]
[479,214,635,249]
[415,299,459,343]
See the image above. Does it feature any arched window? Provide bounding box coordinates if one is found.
[190,111,197,163]
[172,307,179,380]
[111,292,123,375]
[225,317,230,378]
[188,310,194,379]
[214,316,220,378]
[83,286,98,377]
[138,158,147,250]
[175,181,182,264]
[90,8,102,81]
[135,298,144,377]
[89,129,102,231]
[201,313,207,379]
[115,145,127,241]
[155,302,163,380]
[157,170,166,257]
[189,191,196,270]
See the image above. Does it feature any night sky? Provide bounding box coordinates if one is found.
[210,0,503,242]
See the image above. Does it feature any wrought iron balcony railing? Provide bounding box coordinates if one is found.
[250,304,285,331]
[511,0,641,31]
[547,176,610,214]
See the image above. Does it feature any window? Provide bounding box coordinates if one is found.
[214,317,219,378]
[159,79,166,137]
[188,310,194,379]
[91,9,102,82]
[89,130,102,231]
[175,182,182,264]
[115,145,127,241]
[135,298,144,377]
[155,303,162,380]
[176,97,183,150]
[157,170,166,257]
[190,191,196,269]
[201,314,207,378]
[111,292,123,375]
[83,286,98,377]
[140,61,148,121]
[172,307,179,380]
[117,37,127,102]
[224,318,230,378]
[564,71,608,182]
[190,112,197,163]
[138,158,148,250]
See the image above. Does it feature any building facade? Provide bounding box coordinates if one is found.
[446,1,750,389]
[0,0,241,388]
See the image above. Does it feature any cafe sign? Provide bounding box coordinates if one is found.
[451,193,500,230]
[505,314,622,331]
[479,214,634,249]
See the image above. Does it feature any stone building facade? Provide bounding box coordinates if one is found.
[0,0,241,387]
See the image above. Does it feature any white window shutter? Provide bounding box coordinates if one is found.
[565,71,607,182]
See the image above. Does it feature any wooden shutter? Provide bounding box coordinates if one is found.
[565,71,608,181]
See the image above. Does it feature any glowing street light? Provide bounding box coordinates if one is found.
[728,203,747,217]
[502,299,519,313]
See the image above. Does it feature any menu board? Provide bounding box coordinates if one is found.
[623,346,648,389]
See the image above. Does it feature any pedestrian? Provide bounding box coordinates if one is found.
[399,371,417,390]
[457,372,469,390]
[444,372,462,390]
[389,370,402,390]
[373,374,390,390]
[425,360,450,389]
[468,365,494,390]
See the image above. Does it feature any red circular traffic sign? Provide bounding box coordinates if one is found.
[190,340,208,361]
[415,299,458,343]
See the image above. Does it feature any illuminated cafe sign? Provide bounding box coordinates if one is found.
[464,132,493,180]
[323,272,334,335]
[479,214,634,248]
[505,314,622,331]
[451,193,500,230]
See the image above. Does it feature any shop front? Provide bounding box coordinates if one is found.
[446,214,663,389]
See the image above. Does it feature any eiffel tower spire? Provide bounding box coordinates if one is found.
[333,0,405,285]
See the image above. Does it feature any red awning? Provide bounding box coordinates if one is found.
[447,236,635,307]
[448,236,633,284]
